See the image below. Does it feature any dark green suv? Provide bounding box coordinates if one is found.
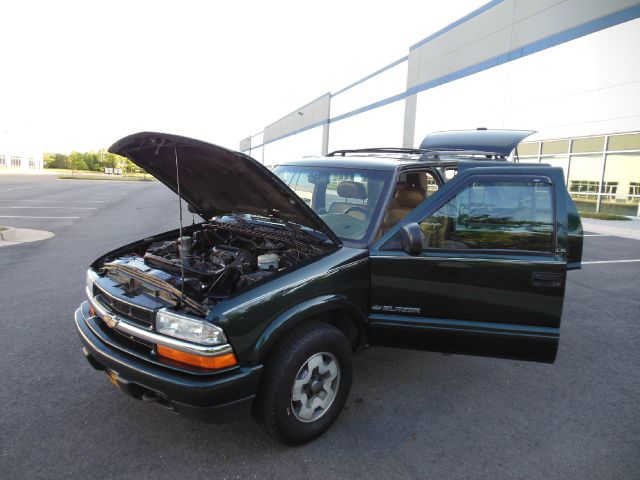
[74,130,583,445]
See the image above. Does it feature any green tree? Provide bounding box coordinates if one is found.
[83,151,100,171]
[69,152,88,172]
[44,153,69,169]
[123,158,139,175]
[102,152,118,169]
[42,149,137,174]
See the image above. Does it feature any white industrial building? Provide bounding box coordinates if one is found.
[0,130,43,171]
[240,0,640,216]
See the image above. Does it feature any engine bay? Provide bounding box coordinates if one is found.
[99,218,334,310]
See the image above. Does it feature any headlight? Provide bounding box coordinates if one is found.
[156,309,227,346]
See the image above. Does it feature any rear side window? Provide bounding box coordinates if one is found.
[420,180,555,252]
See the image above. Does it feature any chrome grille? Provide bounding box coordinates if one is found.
[94,285,155,327]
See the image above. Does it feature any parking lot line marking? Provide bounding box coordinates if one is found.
[0,206,98,210]
[0,186,43,192]
[582,259,640,265]
[0,199,107,203]
[0,215,80,219]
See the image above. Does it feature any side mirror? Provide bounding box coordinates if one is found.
[187,204,196,214]
[400,222,423,256]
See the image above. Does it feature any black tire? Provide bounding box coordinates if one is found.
[253,321,353,445]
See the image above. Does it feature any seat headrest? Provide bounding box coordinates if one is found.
[395,185,425,208]
[337,181,367,200]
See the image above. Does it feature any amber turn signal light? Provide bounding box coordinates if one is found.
[89,305,96,316]
[157,345,238,369]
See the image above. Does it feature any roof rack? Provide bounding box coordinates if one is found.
[326,147,423,157]
[324,147,510,165]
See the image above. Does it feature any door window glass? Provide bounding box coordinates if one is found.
[419,180,554,252]
[380,170,440,234]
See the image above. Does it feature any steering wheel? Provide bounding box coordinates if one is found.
[343,205,370,219]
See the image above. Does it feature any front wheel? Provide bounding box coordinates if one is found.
[253,321,353,445]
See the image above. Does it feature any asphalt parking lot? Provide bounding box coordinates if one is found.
[1,174,639,480]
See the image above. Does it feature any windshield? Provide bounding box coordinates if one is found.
[273,165,392,243]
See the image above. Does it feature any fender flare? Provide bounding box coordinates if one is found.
[248,294,367,364]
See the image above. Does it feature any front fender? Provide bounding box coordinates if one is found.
[248,294,367,364]
[212,247,369,363]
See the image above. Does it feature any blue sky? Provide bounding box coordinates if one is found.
[0,0,488,152]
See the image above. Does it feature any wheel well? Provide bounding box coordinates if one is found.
[257,308,366,364]
[304,309,362,351]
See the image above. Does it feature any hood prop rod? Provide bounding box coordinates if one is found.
[174,146,186,301]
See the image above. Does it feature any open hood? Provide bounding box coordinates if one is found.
[419,129,536,157]
[109,132,340,245]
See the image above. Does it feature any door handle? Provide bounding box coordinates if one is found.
[531,272,563,288]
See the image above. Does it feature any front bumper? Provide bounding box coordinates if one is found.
[74,302,262,423]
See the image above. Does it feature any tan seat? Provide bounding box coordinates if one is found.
[328,181,368,214]
[381,184,426,233]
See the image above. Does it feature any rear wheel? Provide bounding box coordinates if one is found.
[254,321,353,445]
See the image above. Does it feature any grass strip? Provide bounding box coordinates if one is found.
[58,175,154,182]
[579,211,631,221]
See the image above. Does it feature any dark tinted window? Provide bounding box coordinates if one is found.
[420,180,554,252]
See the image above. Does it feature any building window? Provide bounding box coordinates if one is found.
[28,158,35,168]
[571,136,605,154]
[542,140,569,155]
[11,156,21,167]
[526,132,640,217]
[567,154,602,209]
[517,142,539,156]
[568,180,620,204]
[608,133,640,151]
[601,152,640,214]
[569,180,599,199]
[602,181,618,200]
[0,155,6,167]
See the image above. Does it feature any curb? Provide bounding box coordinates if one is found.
[0,227,55,244]
[581,219,640,241]
[0,226,17,241]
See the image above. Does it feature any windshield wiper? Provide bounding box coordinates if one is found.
[233,212,310,239]
[231,214,254,229]
[212,214,331,250]
[282,219,327,247]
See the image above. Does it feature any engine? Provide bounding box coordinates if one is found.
[127,221,322,306]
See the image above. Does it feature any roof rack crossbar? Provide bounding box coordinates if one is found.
[324,146,510,162]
